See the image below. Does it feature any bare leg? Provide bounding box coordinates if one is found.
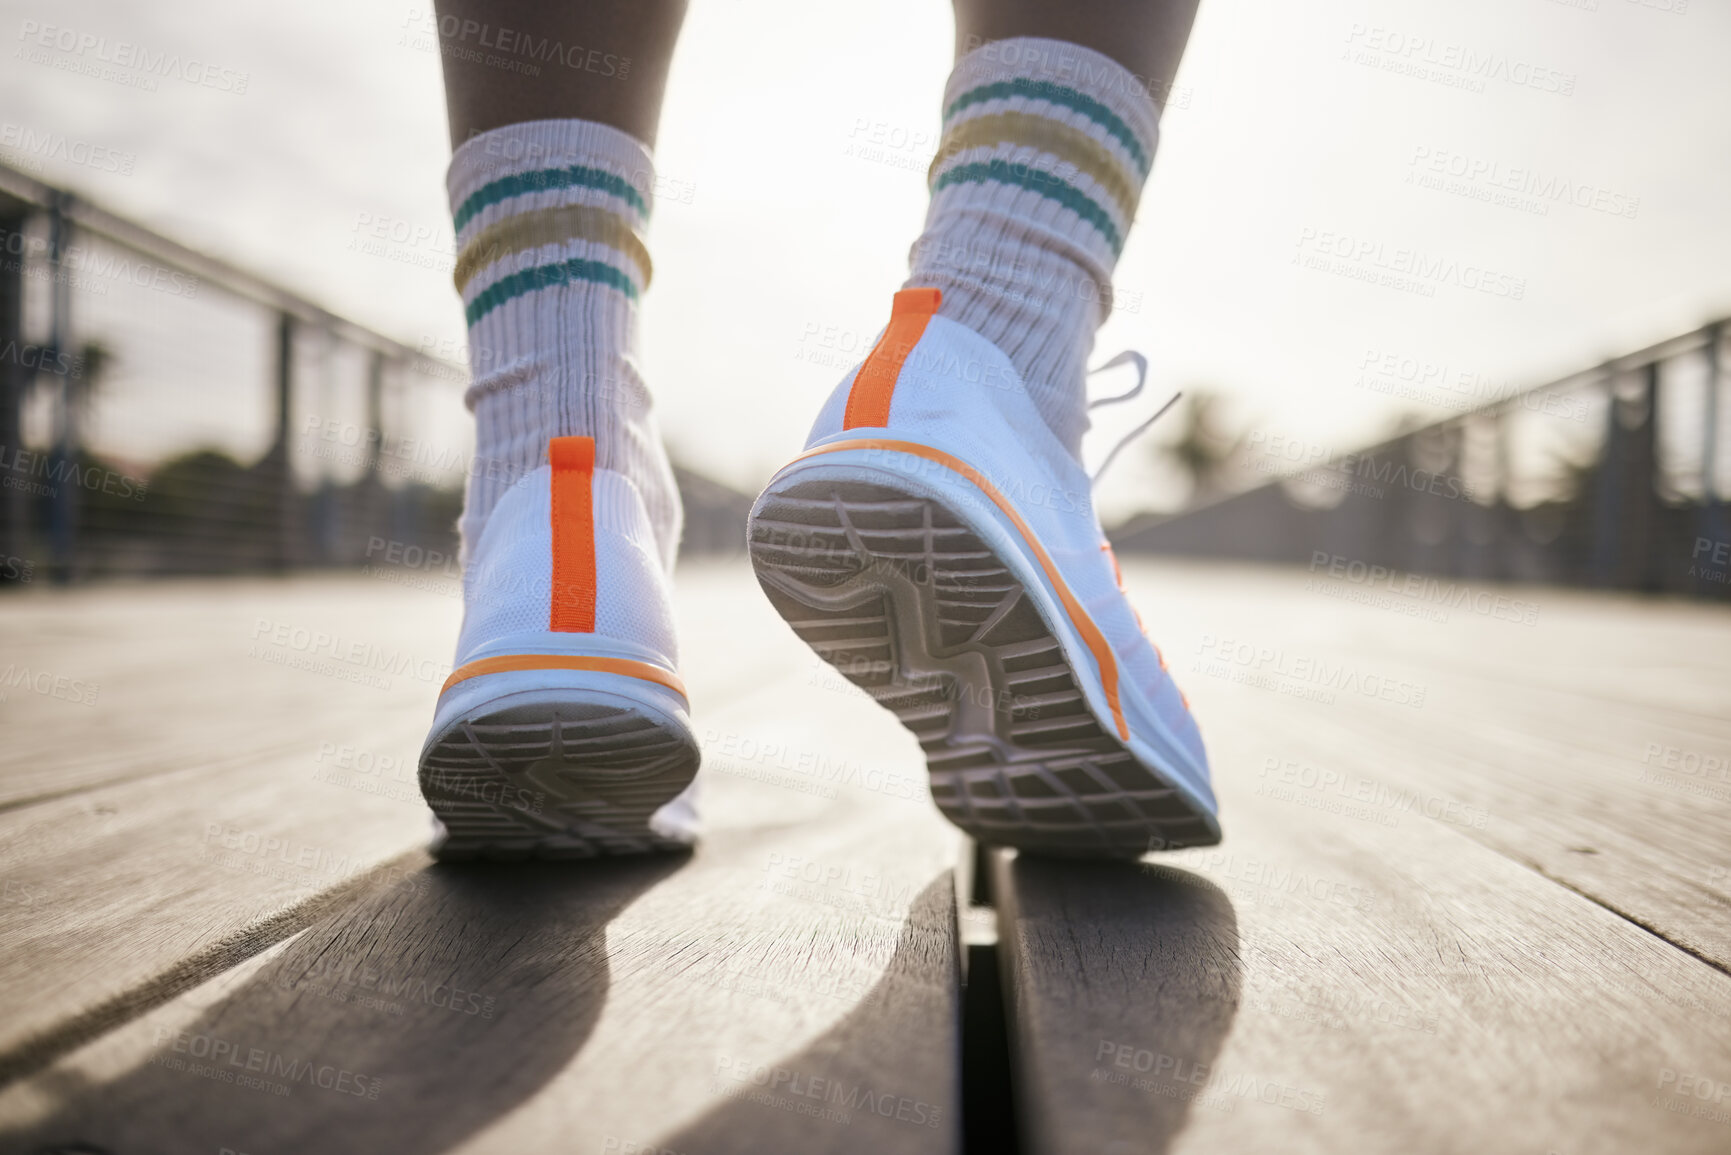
[432,0,688,149]
[952,0,1201,103]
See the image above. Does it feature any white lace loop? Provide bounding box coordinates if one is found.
[1086,350,1148,410]
[1086,349,1181,484]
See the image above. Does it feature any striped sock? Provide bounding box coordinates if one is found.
[907,37,1160,458]
[447,119,680,569]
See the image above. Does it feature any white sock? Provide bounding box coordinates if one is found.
[446,119,680,569]
[907,37,1161,458]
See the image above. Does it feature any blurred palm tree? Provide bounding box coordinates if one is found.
[1153,388,1244,508]
[29,337,111,448]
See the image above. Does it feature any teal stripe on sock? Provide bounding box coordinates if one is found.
[933,159,1123,256]
[945,79,1149,177]
[454,165,649,234]
[465,257,638,325]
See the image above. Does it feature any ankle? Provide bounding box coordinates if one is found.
[445,119,682,567]
[905,37,1160,460]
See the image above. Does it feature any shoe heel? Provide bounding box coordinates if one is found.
[419,678,699,860]
[750,471,1216,857]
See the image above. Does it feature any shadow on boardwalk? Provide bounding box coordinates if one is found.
[660,859,1243,1155]
[16,855,682,1154]
[13,857,1239,1155]
[996,856,1243,1155]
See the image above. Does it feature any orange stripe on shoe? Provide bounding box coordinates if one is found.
[441,654,687,699]
[842,288,942,430]
[785,437,1130,740]
[549,436,597,632]
[1103,541,1158,660]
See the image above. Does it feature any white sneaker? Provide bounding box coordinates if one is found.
[419,436,699,859]
[749,289,1219,857]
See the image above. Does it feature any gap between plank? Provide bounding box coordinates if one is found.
[959,842,1022,1155]
[1512,854,1731,980]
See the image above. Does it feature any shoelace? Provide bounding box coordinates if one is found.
[1085,350,1182,484]
[1085,351,1183,686]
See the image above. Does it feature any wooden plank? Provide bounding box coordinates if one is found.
[1255,681,1731,969]
[0,563,800,809]
[0,574,457,808]
[0,564,823,1078]
[0,618,962,1154]
[1118,557,1731,968]
[993,633,1731,1154]
[0,573,470,1075]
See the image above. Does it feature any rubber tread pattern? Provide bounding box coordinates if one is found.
[419,697,697,860]
[750,479,1216,857]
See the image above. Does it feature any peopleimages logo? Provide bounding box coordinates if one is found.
[1246,430,1483,505]
[1352,346,1590,423]
[0,444,149,502]
[150,1026,381,1099]
[0,662,99,706]
[1192,633,1427,710]
[1407,146,1640,219]
[1342,23,1576,96]
[16,20,250,94]
[0,226,201,300]
[1092,1039,1327,1115]
[1306,551,1541,626]
[712,1055,944,1129]
[0,122,136,175]
[1257,756,1490,830]
[1652,1068,1731,1127]
[248,617,451,689]
[1294,228,1526,300]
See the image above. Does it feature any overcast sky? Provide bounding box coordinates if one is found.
[3,0,1728,520]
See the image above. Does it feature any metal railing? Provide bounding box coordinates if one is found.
[7,158,1720,598]
[1115,320,1730,599]
[0,160,482,582]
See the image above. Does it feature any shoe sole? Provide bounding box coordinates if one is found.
[749,476,1217,858]
[418,686,699,861]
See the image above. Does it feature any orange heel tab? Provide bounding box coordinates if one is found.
[892,287,942,316]
[843,287,943,430]
[549,436,597,633]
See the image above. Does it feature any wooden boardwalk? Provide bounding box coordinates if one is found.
[0,560,1728,1154]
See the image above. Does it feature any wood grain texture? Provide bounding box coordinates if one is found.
[5,558,1730,1153]
[0,713,439,1077]
[997,564,1731,1154]
[0,565,963,1154]
[0,564,847,1079]
[996,790,1731,1152]
[0,564,795,809]
[0,575,454,808]
[1119,559,1731,969]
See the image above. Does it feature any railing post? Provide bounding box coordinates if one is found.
[1590,372,1619,588]
[1637,360,1661,592]
[1700,324,1723,597]
[358,348,388,561]
[0,207,26,578]
[46,192,75,583]
[272,311,294,570]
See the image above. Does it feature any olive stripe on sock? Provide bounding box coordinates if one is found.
[453,163,649,234]
[909,37,1160,456]
[944,79,1150,178]
[933,159,1124,257]
[929,111,1140,225]
[464,257,638,326]
[454,203,652,295]
[448,118,683,573]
